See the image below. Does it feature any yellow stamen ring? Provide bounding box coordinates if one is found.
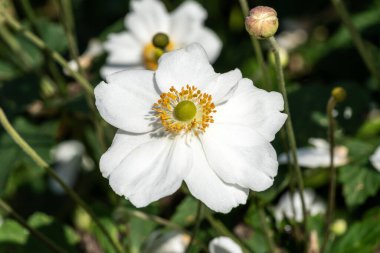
[153,85,216,134]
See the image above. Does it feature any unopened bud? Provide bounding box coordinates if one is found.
[152,33,169,49]
[331,87,346,103]
[331,219,347,236]
[245,6,279,39]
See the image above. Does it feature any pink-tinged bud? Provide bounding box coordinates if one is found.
[245,6,279,39]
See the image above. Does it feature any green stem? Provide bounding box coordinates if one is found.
[0,199,68,253]
[321,97,337,252]
[205,210,253,253]
[330,0,380,87]
[0,108,123,253]
[185,201,203,253]
[268,37,308,231]
[257,203,277,253]
[239,0,271,90]
[58,0,84,76]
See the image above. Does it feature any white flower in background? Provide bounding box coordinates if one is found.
[274,189,326,222]
[209,237,243,253]
[278,138,348,168]
[95,43,287,213]
[370,146,380,172]
[49,140,94,194]
[65,39,104,74]
[142,231,190,253]
[101,0,222,77]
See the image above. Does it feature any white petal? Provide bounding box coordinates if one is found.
[169,1,207,45]
[103,32,143,65]
[125,0,170,43]
[191,27,222,63]
[201,124,277,191]
[109,135,192,207]
[184,138,248,213]
[214,78,287,142]
[370,146,380,172]
[155,43,219,92]
[94,70,159,133]
[204,69,241,105]
[100,130,155,178]
[209,237,243,253]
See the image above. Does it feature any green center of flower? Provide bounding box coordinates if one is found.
[174,100,197,121]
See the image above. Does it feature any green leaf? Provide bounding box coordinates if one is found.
[339,165,380,206]
[171,196,198,227]
[0,219,28,244]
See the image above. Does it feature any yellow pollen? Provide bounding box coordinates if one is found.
[142,41,175,70]
[153,85,216,134]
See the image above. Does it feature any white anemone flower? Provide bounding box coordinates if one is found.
[95,43,287,213]
[370,146,380,172]
[142,231,190,253]
[274,189,326,222]
[49,140,93,194]
[278,138,348,169]
[209,237,243,253]
[101,0,222,77]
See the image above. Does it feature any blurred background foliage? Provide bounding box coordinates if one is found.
[0,0,380,252]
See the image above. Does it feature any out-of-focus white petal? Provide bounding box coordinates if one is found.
[214,78,287,142]
[184,138,249,213]
[191,27,222,63]
[274,189,326,222]
[201,124,277,191]
[125,0,170,43]
[370,146,380,172]
[209,237,243,253]
[278,138,349,168]
[155,43,218,92]
[94,70,159,133]
[49,140,85,194]
[108,135,192,207]
[143,231,190,253]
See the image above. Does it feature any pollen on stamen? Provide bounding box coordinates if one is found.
[152,85,216,134]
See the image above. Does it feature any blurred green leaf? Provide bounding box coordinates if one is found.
[0,219,28,245]
[171,196,198,227]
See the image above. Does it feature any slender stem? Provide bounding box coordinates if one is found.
[185,201,203,253]
[257,203,277,253]
[330,0,380,87]
[58,0,84,76]
[0,108,123,253]
[321,97,337,252]
[0,199,68,253]
[268,37,308,230]
[239,0,271,90]
[204,211,253,253]
[0,9,107,151]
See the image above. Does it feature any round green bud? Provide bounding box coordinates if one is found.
[245,6,279,39]
[174,101,197,122]
[331,87,347,102]
[152,33,170,49]
[331,219,347,236]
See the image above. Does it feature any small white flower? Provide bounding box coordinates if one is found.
[49,140,90,194]
[278,138,348,168]
[209,237,243,253]
[370,146,380,172]
[142,231,190,253]
[95,43,286,213]
[101,0,222,77]
[274,189,326,222]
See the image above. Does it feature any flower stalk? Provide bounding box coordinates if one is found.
[321,87,346,252]
[0,108,124,253]
[239,0,271,90]
[330,0,380,87]
[268,36,308,230]
[0,198,68,253]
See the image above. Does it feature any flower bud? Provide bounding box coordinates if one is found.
[331,219,347,236]
[331,87,346,103]
[245,6,279,39]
